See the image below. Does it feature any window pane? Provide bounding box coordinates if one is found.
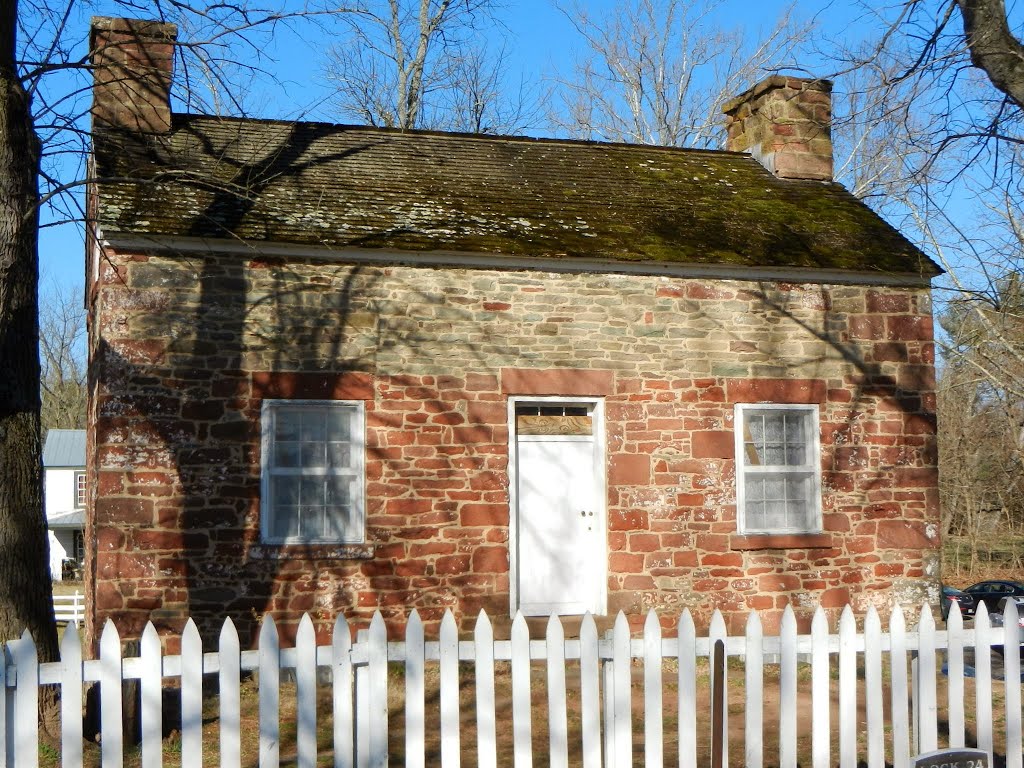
[326,409,351,441]
[786,444,807,465]
[274,411,302,442]
[762,413,784,442]
[272,506,300,539]
[301,442,327,469]
[275,441,301,467]
[300,414,326,443]
[745,502,766,531]
[301,476,326,506]
[274,476,300,507]
[763,444,786,465]
[328,442,352,469]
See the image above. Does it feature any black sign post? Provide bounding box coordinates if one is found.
[914,748,989,768]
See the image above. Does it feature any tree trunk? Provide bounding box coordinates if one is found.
[956,0,1024,111]
[0,0,61,723]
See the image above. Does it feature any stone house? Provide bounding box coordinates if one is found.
[85,18,942,646]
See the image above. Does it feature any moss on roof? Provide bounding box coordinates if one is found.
[93,116,939,276]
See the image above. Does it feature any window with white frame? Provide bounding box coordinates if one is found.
[734,404,822,534]
[260,400,366,544]
[74,471,87,509]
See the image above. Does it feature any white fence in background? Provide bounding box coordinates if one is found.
[2,603,1022,768]
[52,592,85,624]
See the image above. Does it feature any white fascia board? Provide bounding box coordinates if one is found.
[98,230,935,288]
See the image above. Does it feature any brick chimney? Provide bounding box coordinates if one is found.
[90,17,177,133]
[722,76,833,181]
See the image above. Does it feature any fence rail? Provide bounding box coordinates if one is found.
[3,602,1022,768]
[51,592,84,624]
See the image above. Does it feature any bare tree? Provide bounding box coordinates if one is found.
[325,0,536,133]
[550,0,814,147]
[4,0,329,735]
[39,282,85,433]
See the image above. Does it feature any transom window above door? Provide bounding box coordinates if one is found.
[515,403,592,436]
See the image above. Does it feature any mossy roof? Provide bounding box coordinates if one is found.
[93,115,939,276]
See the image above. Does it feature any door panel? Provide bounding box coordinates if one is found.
[516,436,603,615]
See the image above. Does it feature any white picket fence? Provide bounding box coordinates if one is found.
[52,592,85,624]
[2,602,1023,767]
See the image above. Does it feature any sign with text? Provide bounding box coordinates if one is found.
[915,748,989,768]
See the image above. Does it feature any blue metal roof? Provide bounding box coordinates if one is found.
[42,429,86,468]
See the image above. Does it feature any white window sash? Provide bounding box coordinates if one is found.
[260,399,366,544]
[735,403,822,535]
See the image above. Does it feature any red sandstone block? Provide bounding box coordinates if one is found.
[725,378,826,404]
[866,290,910,313]
[893,467,938,488]
[655,286,685,298]
[610,552,645,571]
[819,588,850,608]
[759,574,800,591]
[849,315,884,340]
[702,553,743,567]
[696,534,729,553]
[691,431,733,459]
[95,497,155,525]
[251,371,373,400]
[460,504,508,527]
[673,551,698,567]
[877,520,934,549]
[874,563,905,577]
[465,373,499,391]
[436,557,475,573]
[609,454,650,485]
[886,315,933,341]
[385,498,433,515]
[472,546,508,573]
[431,413,466,426]
[628,533,660,552]
[608,509,648,531]
[500,368,615,396]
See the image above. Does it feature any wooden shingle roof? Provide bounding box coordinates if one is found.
[93,116,939,276]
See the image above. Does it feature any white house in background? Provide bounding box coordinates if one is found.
[43,429,86,581]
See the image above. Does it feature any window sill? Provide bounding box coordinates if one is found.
[248,543,375,561]
[731,533,833,550]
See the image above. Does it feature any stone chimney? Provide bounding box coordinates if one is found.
[722,76,833,181]
[90,17,177,133]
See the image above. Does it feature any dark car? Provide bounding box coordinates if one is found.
[964,580,1024,613]
[941,585,977,620]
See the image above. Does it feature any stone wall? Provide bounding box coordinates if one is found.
[86,247,939,646]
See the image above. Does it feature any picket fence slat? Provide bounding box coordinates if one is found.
[296,613,317,768]
[890,606,910,768]
[182,619,203,766]
[780,605,798,768]
[678,610,697,768]
[946,606,966,748]
[333,614,353,768]
[140,622,162,768]
[1004,602,1023,768]
[219,617,241,768]
[60,622,84,768]
[811,608,830,768]
[4,602,1024,768]
[974,606,994,763]
[864,607,884,768]
[744,611,763,768]
[474,611,497,768]
[405,610,425,768]
[99,620,123,768]
[439,610,460,768]
[838,606,856,768]
[258,615,280,768]
[578,614,600,768]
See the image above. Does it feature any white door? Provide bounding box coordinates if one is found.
[513,402,605,616]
